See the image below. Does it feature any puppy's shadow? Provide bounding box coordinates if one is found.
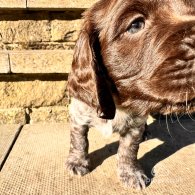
[89,115,195,180]
[89,141,119,170]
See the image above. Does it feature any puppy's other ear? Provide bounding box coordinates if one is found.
[68,17,116,119]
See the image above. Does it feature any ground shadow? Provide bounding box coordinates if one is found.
[89,115,195,182]
[140,116,195,179]
[89,141,119,171]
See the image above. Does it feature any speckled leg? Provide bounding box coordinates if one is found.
[117,121,148,189]
[65,119,90,176]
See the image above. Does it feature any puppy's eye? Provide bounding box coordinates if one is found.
[127,18,145,34]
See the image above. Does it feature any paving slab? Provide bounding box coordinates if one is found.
[0,119,194,195]
[0,124,21,166]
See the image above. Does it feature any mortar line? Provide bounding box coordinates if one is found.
[7,53,11,73]
[0,124,24,171]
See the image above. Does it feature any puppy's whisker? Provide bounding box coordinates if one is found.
[165,115,173,139]
[170,113,174,123]
[185,92,195,121]
[186,103,195,121]
[185,91,188,109]
[170,105,176,123]
[187,109,195,122]
[190,85,195,93]
[176,113,195,132]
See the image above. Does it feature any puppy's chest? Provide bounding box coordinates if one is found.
[70,98,131,136]
[92,109,130,136]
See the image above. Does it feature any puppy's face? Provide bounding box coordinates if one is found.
[99,0,195,114]
[69,0,195,118]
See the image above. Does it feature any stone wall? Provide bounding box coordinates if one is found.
[0,1,97,124]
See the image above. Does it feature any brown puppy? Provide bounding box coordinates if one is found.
[66,0,195,189]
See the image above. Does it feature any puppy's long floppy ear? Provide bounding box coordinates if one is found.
[68,17,116,119]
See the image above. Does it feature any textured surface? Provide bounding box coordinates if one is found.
[0,53,10,73]
[0,108,26,124]
[0,119,194,195]
[51,19,81,42]
[0,15,50,44]
[30,106,69,124]
[0,6,84,123]
[10,50,73,73]
[0,0,96,9]
[0,0,26,8]
[0,12,81,48]
[0,124,21,165]
[0,49,73,74]
[27,0,95,9]
[0,76,68,109]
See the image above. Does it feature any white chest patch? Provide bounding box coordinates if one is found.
[69,98,135,137]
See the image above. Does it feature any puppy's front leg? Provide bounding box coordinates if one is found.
[117,124,148,189]
[65,121,90,176]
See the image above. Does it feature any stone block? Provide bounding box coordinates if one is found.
[10,50,73,73]
[0,76,68,109]
[27,0,95,9]
[0,0,26,9]
[30,106,69,123]
[0,53,10,73]
[0,108,26,124]
[0,14,50,44]
[51,19,82,42]
[0,12,82,49]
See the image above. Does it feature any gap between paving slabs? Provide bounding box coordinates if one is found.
[0,124,24,171]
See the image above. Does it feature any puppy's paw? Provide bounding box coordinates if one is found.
[65,156,90,176]
[118,165,148,190]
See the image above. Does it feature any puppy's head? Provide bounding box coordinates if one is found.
[68,0,195,118]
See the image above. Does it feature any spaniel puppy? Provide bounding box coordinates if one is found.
[66,0,195,189]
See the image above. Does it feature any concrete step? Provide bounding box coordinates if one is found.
[0,120,194,194]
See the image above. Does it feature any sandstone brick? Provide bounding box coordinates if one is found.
[0,108,26,124]
[27,0,95,9]
[30,106,69,124]
[0,15,50,44]
[0,12,82,48]
[51,19,82,42]
[0,76,68,109]
[0,0,26,8]
[10,50,73,73]
[0,53,10,73]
